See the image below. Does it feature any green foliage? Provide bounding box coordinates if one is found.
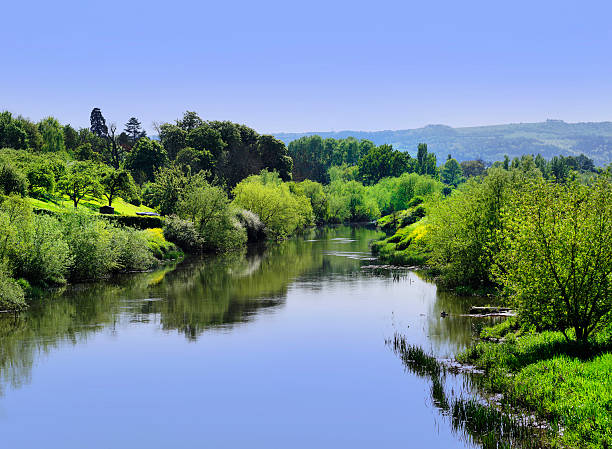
[426,168,531,290]
[178,182,246,251]
[325,179,380,223]
[460,159,486,178]
[163,215,205,252]
[100,168,136,207]
[277,120,612,167]
[100,214,163,229]
[416,143,438,176]
[26,163,56,197]
[292,180,328,224]
[0,163,28,196]
[358,144,412,185]
[125,137,169,183]
[232,171,314,239]
[112,226,155,271]
[371,218,430,265]
[60,212,158,280]
[328,163,359,182]
[0,265,26,311]
[57,161,102,208]
[459,325,612,449]
[10,214,72,286]
[288,136,372,182]
[0,111,28,149]
[61,212,117,280]
[440,158,465,187]
[38,117,66,153]
[493,177,612,341]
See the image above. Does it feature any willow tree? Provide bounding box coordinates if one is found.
[494,177,612,341]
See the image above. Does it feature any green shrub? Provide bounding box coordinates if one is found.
[112,227,156,272]
[235,209,266,242]
[0,266,26,311]
[61,212,116,281]
[163,215,204,252]
[100,214,163,229]
[232,171,314,239]
[179,183,247,251]
[0,163,28,196]
[10,214,72,286]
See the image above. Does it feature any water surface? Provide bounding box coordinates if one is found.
[0,226,496,448]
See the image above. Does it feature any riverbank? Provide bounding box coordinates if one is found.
[457,319,612,449]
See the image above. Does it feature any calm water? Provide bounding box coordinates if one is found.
[0,226,497,448]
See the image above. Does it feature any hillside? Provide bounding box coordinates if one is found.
[274,119,612,166]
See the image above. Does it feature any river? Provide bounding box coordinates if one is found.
[0,226,502,448]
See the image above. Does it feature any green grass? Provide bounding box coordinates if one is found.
[29,195,155,216]
[458,322,612,448]
[371,218,430,265]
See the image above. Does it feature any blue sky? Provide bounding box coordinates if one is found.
[1,0,611,133]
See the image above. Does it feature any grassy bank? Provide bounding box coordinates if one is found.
[458,320,612,448]
[29,195,155,216]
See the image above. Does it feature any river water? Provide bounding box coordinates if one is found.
[0,226,499,448]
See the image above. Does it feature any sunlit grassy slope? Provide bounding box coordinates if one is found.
[29,196,155,216]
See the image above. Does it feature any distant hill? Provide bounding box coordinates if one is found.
[274,120,612,166]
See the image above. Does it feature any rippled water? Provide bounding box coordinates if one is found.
[0,226,499,448]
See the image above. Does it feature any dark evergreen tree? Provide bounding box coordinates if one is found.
[124,117,146,144]
[90,108,108,138]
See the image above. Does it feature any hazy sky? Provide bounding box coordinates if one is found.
[2,0,611,134]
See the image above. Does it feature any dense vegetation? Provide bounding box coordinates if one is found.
[1,107,611,446]
[458,320,612,448]
[277,119,612,166]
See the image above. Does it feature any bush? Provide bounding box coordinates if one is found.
[179,183,246,251]
[143,228,180,260]
[0,163,28,196]
[61,212,117,281]
[0,266,26,311]
[112,227,156,272]
[232,171,314,239]
[100,214,163,229]
[235,209,266,242]
[163,215,204,252]
[10,214,72,286]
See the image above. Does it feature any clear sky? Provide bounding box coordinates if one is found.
[2,0,611,134]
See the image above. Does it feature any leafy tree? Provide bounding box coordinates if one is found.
[550,156,570,182]
[27,163,56,197]
[0,112,27,149]
[175,147,214,174]
[293,180,327,224]
[186,125,226,159]
[0,164,28,196]
[232,171,313,239]
[124,117,146,144]
[460,160,486,178]
[257,135,293,181]
[493,177,612,341]
[440,158,465,187]
[101,168,136,207]
[148,165,208,216]
[90,108,108,138]
[416,143,438,176]
[176,111,204,131]
[58,161,102,208]
[358,144,409,185]
[63,125,80,151]
[15,116,43,151]
[38,117,66,153]
[125,138,169,183]
[178,182,246,251]
[427,168,531,289]
[159,123,187,159]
